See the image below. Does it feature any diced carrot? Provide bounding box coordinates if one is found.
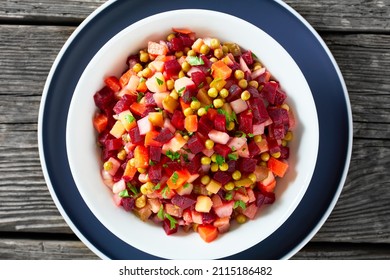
[130,102,148,117]
[172,27,193,35]
[184,115,198,133]
[197,224,219,243]
[147,41,168,56]
[93,113,108,133]
[167,169,191,189]
[211,60,232,80]
[119,68,135,88]
[144,130,163,147]
[148,112,164,127]
[137,79,148,92]
[258,179,277,193]
[104,76,121,92]
[123,160,137,181]
[267,157,289,177]
[133,145,149,169]
[179,98,190,111]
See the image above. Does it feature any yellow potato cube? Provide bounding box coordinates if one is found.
[195,195,213,213]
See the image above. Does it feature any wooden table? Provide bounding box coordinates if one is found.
[0,0,389,260]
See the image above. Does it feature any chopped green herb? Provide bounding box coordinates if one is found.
[164,213,178,229]
[119,189,130,198]
[156,77,164,86]
[225,192,233,201]
[137,92,144,103]
[197,82,204,88]
[162,186,169,199]
[182,153,189,162]
[166,150,180,161]
[139,77,146,83]
[204,104,214,112]
[248,133,255,138]
[191,97,199,102]
[149,160,155,166]
[157,205,164,220]
[234,200,247,210]
[178,87,186,93]
[228,153,238,161]
[231,146,236,152]
[187,56,204,66]
[127,182,139,196]
[183,183,191,189]
[217,108,237,124]
[171,172,179,184]
[155,107,163,112]
[163,164,168,168]
[153,183,161,190]
[215,154,225,166]
[235,131,247,138]
[124,114,135,123]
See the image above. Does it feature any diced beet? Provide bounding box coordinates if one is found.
[128,126,144,145]
[101,149,116,162]
[202,212,217,224]
[246,85,261,99]
[144,92,157,107]
[225,84,242,102]
[200,55,212,68]
[191,71,207,88]
[181,89,196,104]
[280,146,290,159]
[153,128,175,144]
[164,59,182,77]
[187,134,204,154]
[274,89,287,105]
[104,138,123,151]
[122,197,135,211]
[248,98,269,124]
[237,158,257,173]
[164,161,182,174]
[214,144,231,158]
[269,124,286,140]
[214,114,226,132]
[113,167,124,182]
[213,171,231,185]
[93,86,116,112]
[171,110,185,130]
[197,115,214,137]
[177,34,194,48]
[187,153,202,174]
[261,82,279,104]
[126,54,140,67]
[267,137,281,154]
[268,107,289,126]
[238,110,253,134]
[241,50,254,66]
[167,37,184,52]
[263,191,276,204]
[148,164,162,183]
[171,195,196,210]
[247,140,261,157]
[149,146,162,162]
[113,93,137,114]
[98,130,113,146]
[163,218,178,235]
[227,160,236,174]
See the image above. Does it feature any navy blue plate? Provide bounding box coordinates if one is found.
[39,0,352,259]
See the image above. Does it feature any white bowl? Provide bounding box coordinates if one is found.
[66,9,319,259]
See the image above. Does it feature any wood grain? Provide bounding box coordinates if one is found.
[0,0,389,32]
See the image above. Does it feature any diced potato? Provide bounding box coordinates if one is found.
[195,195,213,213]
[205,179,222,194]
[110,120,126,139]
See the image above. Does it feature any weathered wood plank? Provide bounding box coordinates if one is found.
[0,0,389,32]
[0,238,389,259]
[0,238,99,259]
[0,25,389,140]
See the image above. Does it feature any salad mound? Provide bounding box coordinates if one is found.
[92,28,295,243]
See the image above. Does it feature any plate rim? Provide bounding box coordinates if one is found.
[37,0,353,260]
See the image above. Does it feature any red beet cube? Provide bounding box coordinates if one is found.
[238,110,253,134]
[148,164,162,183]
[168,37,184,52]
[214,114,227,132]
[280,146,290,160]
[187,153,202,174]
[164,58,182,77]
[191,71,207,88]
[269,124,286,140]
[178,34,194,48]
[149,146,162,162]
[153,128,175,144]
[129,126,144,145]
[181,89,196,104]
[247,140,261,157]
[197,115,214,137]
[241,50,254,66]
[225,84,242,102]
[171,110,185,130]
[104,138,123,151]
[171,195,196,210]
[163,219,178,235]
[122,197,135,211]
[202,212,217,224]
[144,92,157,107]
[248,98,270,125]
[274,89,287,105]
[262,82,279,104]
[214,144,231,158]
[268,107,289,125]
[93,86,116,112]
[213,171,231,185]
[187,134,205,154]
[237,158,257,173]
[227,160,236,174]
[267,137,281,154]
